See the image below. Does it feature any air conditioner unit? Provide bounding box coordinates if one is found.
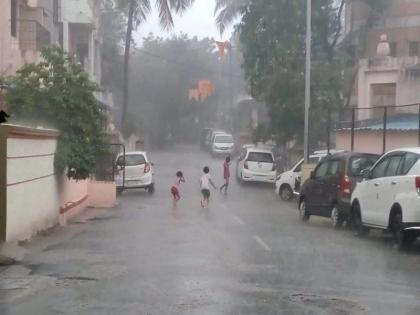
[26,0,39,8]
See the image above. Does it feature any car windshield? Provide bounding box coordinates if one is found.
[214,135,233,143]
[247,152,274,163]
[349,156,378,176]
[117,155,146,167]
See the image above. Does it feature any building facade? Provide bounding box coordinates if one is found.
[345,0,420,113]
[0,0,60,76]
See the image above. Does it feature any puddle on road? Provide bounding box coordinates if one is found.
[286,293,368,315]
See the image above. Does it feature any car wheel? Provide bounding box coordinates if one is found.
[391,213,414,251]
[280,185,293,201]
[352,204,369,237]
[330,205,344,229]
[299,199,310,222]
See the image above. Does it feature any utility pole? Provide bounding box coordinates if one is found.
[304,0,312,163]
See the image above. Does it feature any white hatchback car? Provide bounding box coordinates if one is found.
[351,148,420,249]
[115,151,154,194]
[211,133,235,156]
[275,150,344,201]
[236,146,276,184]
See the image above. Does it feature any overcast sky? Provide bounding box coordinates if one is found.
[134,0,236,43]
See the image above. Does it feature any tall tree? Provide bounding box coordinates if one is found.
[118,0,194,127]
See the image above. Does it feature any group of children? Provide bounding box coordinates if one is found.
[170,156,231,208]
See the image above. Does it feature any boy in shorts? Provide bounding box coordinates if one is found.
[200,166,216,208]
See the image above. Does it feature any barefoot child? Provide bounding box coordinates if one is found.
[219,156,231,194]
[171,171,185,207]
[200,166,216,208]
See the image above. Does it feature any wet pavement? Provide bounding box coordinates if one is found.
[2,146,420,314]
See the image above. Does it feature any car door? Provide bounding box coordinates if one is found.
[372,153,405,227]
[320,159,343,217]
[306,159,330,213]
[361,155,391,225]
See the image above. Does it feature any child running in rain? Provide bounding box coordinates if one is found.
[200,166,216,208]
[171,171,185,207]
[219,156,231,194]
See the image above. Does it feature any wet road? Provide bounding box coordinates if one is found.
[2,146,420,314]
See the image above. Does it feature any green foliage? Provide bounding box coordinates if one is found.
[239,0,345,145]
[5,47,107,180]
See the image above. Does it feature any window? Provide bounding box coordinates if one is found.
[390,42,397,57]
[315,161,329,179]
[53,0,59,24]
[409,41,419,57]
[349,156,378,176]
[372,156,391,179]
[401,153,419,175]
[327,160,341,176]
[116,155,146,167]
[214,135,233,144]
[247,152,273,163]
[11,0,17,38]
[385,155,404,177]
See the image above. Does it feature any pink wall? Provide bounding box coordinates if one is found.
[336,130,419,154]
[58,177,89,225]
[88,181,116,209]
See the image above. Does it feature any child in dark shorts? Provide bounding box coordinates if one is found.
[200,166,216,208]
[171,171,185,207]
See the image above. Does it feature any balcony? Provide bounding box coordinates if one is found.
[362,56,420,71]
[19,19,51,52]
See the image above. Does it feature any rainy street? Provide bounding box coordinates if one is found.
[1,146,420,315]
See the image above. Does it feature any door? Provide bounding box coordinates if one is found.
[373,154,404,227]
[361,155,391,225]
[246,152,274,173]
[306,160,330,213]
[321,159,342,217]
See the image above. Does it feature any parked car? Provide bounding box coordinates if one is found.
[205,130,224,151]
[211,133,235,156]
[275,152,332,201]
[351,148,420,249]
[200,128,213,150]
[115,151,154,194]
[298,152,379,228]
[236,145,277,184]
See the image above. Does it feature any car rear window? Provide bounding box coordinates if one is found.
[349,156,378,176]
[117,154,146,166]
[247,152,274,163]
[214,135,233,143]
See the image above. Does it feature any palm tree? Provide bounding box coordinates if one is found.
[120,0,194,127]
[214,0,249,35]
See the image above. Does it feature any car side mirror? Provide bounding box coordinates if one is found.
[361,168,371,179]
[310,171,315,180]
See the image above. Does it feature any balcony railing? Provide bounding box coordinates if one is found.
[19,19,51,51]
[362,56,420,69]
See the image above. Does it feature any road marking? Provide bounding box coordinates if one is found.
[254,235,272,252]
[233,215,245,225]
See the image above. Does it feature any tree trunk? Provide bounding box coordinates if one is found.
[121,0,136,127]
